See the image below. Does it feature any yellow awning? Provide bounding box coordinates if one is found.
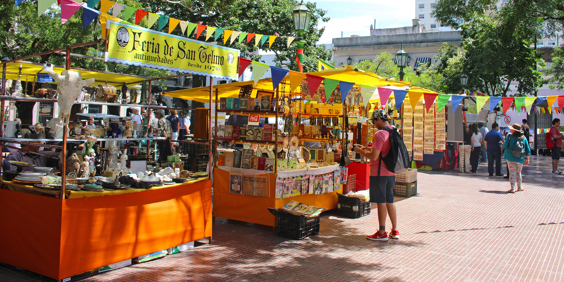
[165,66,409,102]
[3,61,148,86]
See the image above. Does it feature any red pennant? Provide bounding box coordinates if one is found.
[135,10,148,25]
[295,55,303,73]
[306,74,324,98]
[423,93,438,113]
[195,24,206,38]
[558,95,564,110]
[238,58,252,78]
[247,33,255,43]
[502,97,514,115]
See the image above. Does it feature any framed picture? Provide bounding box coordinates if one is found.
[256,91,273,111]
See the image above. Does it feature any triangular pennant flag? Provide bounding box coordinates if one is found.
[186,22,197,37]
[361,85,376,107]
[251,61,270,86]
[378,88,394,109]
[524,97,536,115]
[287,37,295,48]
[122,6,136,21]
[238,58,252,78]
[547,96,558,113]
[260,35,269,47]
[38,0,57,16]
[15,0,24,7]
[254,34,262,47]
[230,31,241,44]
[100,13,122,38]
[534,96,546,107]
[514,97,525,113]
[195,24,206,38]
[393,90,408,110]
[168,18,181,34]
[269,36,277,48]
[437,94,451,113]
[86,0,99,8]
[450,95,465,113]
[223,30,234,44]
[135,9,148,25]
[82,5,100,29]
[100,0,115,14]
[558,95,564,110]
[178,21,189,35]
[340,81,355,102]
[271,67,290,91]
[424,93,438,113]
[501,97,514,115]
[289,71,306,93]
[205,26,216,41]
[324,79,339,101]
[214,28,224,41]
[489,96,502,113]
[60,0,82,24]
[111,3,124,17]
[238,32,248,44]
[408,91,424,111]
[247,33,255,44]
[306,74,324,98]
[146,13,159,29]
[475,96,490,114]
[157,15,169,31]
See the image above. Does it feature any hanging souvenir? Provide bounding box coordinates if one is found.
[290,136,299,151]
[282,137,289,152]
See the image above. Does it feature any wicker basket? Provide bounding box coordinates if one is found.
[395,168,417,183]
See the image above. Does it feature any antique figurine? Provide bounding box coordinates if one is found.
[48,70,95,125]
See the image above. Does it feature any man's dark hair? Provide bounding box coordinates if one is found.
[478,122,483,128]
[522,119,527,124]
[492,123,499,130]
[553,118,560,125]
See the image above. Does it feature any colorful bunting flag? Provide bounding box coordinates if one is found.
[38,0,56,16]
[122,6,136,21]
[514,97,525,113]
[15,0,24,7]
[168,18,181,34]
[271,67,289,91]
[100,0,115,15]
[214,28,224,41]
[534,96,546,107]
[246,33,255,44]
[377,87,394,110]
[558,95,564,110]
[87,0,99,8]
[253,34,262,47]
[223,30,234,44]
[450,95,465,113]
[238,58,252,78]
[318,60,335,71]
[424,93,438,113]
[306,74,324,98]
[289,71,306,93]
[393,90,408,110]
[339,81,355,102]
[186,22,197,37]
[489,96,502,113]
[135,9,148,25]
[287,37,295,48]
[82,6,100,29]
[361,86,376,107]
[157,15,169,31]
[60,0,82,24]
[205,26,216,41]
[230,31,241,44]
[524,97,536,114]
[195,24,206,38]
[146,13,159,29]
[238,32,248,44]
[547,96,558,113]
[260,35,269,47]
[408,91,423,111]
[475,96,489,114]
[437,94,451,113]
[251,61,270,86]
[111,3,124,17]
[324,79,339,101]
[502,97,514,115]
[269,36,277,48]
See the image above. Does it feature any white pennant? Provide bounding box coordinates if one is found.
[179,21,189,35]
[230,31,241,44]
[287,37,295,48]
[112,3,125,17]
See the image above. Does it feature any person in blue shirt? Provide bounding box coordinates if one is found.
[502,123,531,193]
[484,123,504,177]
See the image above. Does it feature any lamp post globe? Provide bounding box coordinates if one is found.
[293,3,311,72]
[347,56,352,65]
[460,74,468,87]
[395,46,409,81]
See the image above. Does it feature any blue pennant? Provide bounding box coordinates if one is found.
[270,67,289,91]
[339,81,355,102]
[393,90,408,110]
[82,6,101,30]
[489,96,503,113]
[15,0,24,7]
[450,95,465,113]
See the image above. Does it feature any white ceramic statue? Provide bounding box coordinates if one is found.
[107,145,119,171]
[48,70,95,124]
[120,151,128,173]
[81,158,90,178]
[3,79,13,95]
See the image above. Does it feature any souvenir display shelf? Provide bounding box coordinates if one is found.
[212,85,346,227]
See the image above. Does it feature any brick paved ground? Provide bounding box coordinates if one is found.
[1,156,563,281]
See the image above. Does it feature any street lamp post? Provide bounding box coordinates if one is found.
[347,56,352,65]
[293,3,311,73]
[395,45,409,81]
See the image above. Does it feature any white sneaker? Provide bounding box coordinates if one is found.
[553,170,562,174]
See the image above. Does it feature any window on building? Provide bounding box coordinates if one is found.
[431,24,437,29]
[419,4,424,8]
[549,41,556,46]
[419,14,425,19]
[538,42,544,46]
[431,3,436,8]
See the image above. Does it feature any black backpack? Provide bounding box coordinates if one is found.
[379,127,410,175]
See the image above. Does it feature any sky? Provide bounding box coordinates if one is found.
[314,0,416,44]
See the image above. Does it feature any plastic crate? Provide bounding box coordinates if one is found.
[276,211,320,240]
[337,193,371,218]
[395,168,417,183]
[393,181,417,198]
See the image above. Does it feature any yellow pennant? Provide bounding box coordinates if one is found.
[269,35,277,48]
[205,26,216,41]
[287,37,295,48]
[223,30,234,44]
[168,18,181,34]
[146,13,159,29]
[100,0,115,15]
[255,34,262,47]
[547,96,558,113]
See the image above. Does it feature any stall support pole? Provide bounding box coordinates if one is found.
[275,87,279,171]
[208,77,214,245]
[214,88,218,163]
[1,62,6,174]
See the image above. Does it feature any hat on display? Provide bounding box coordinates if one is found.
[507,123,523,132]
[371,109,389,121]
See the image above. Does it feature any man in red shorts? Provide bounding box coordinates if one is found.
[354,109,399,241]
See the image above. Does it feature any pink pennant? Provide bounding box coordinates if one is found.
[424,93,438,113]
[60,0,82,24]
[377,87,394,109]
[306,74,324,98]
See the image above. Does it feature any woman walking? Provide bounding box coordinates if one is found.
[470,123,483,173]
[502,123,531,193]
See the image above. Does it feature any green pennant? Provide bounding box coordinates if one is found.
[514,97,525,113]
[186,22,197,37]
[213,28,224,41]
[260,35,269,47]
[122,6,136,21]
[437,94,451,113]
[87,0,100,9]
[324,79,339,101]
[238,32,248,44]
[157,16,169,31]
[252,61,270,86]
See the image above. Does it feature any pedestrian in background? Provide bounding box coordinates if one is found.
[470,123,483,173]
[503,123,531,193]
[167,109,180,140]
[485,123,503,176]
[549,118,562,174]
[479,122,489,163]
[460,123,472,173]
[522,119,530,149]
